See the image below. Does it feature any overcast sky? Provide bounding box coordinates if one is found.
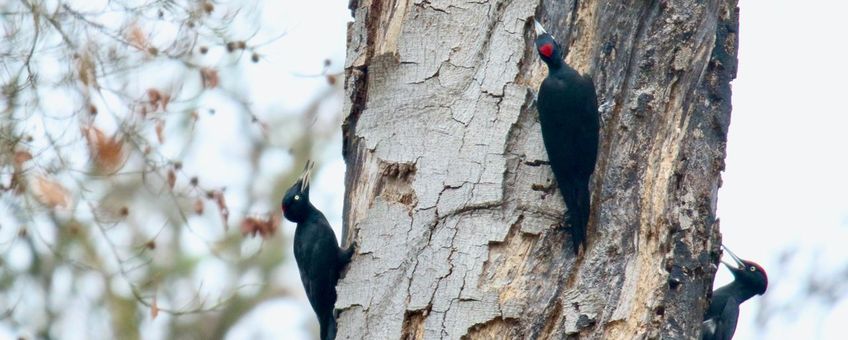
[717,1,848,339]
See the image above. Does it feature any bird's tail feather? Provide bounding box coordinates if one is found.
[321,312,337,340]
[562,179,590,255]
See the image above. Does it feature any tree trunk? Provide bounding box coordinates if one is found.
[337,0,738,339]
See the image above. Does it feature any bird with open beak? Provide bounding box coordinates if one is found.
[281,161,355,340]
[702,245,768,340]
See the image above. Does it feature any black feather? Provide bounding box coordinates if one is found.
[282,163,355,340]
[702,247,768,340]
[535,27,600,254]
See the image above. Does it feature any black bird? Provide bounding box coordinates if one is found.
[282,161,355,340]
[533,20,600,254]
[702,245,768,340]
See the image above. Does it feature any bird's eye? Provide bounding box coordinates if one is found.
[294,195,300,201]
[749,266,756,272]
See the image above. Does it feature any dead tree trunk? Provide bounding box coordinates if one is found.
[337,0,738,338]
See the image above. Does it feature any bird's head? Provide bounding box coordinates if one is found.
[281,161,314,223]
[533,19,563,68]
[721,245,768,295]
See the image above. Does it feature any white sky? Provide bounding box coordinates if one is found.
[717,1,848,339]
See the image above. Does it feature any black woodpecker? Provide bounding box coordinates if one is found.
[533,20,600,255]
[702,245,768,340]
[281,161,355,340]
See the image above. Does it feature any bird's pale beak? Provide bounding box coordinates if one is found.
[721,244,745,269]
[299,160,314,192]
[534,19,547,35]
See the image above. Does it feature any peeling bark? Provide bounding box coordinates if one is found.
[338,0,739,339]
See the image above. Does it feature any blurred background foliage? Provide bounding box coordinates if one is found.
[1,0,344,339]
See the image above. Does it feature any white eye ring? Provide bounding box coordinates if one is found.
[749,266,756,272]
[294,195,300,201]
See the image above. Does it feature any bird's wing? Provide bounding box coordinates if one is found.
[298,266,322,313]
[302,242,341,316]
[296,217,343,315]
[578,76,600,175]
[537,76,599,178]
[702,291,741,340]
[718,297,740,340]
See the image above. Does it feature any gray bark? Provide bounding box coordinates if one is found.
[338,0,738,338]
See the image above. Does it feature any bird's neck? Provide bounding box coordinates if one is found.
[546,58,564,72]
[299,204,328,226]
[725,280,759,302]
[288,203,318,224]
[546,60,584,81]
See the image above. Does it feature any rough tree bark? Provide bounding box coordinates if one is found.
[337,0,738,339]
